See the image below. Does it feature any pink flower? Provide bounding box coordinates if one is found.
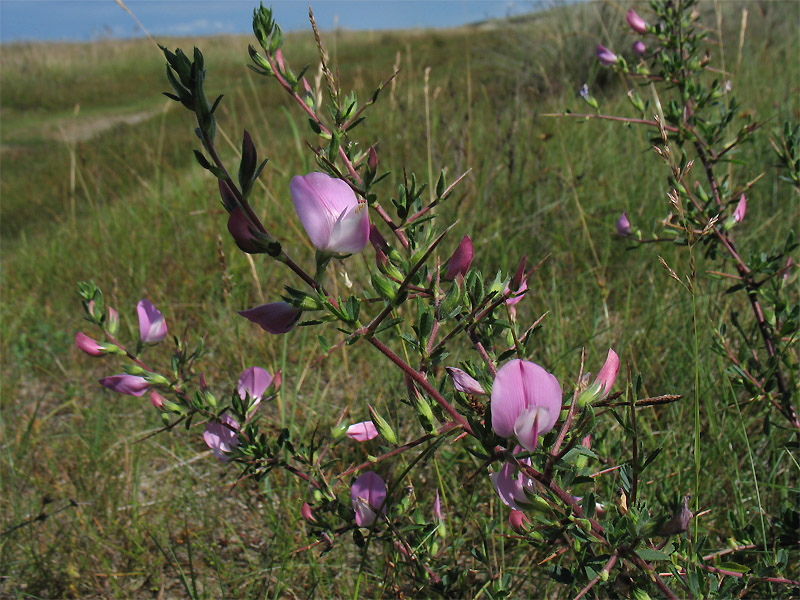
[445,367,486,395]
[626,9,648,34]
[490,360,562,452]
[733,194,746,223]
[596,44,618,66]
[444,235,473,281]
[203,414,240,461]
[617,212,633,236]
[345,421,379,442]
[239,301,302,334]
[75,331,105,357]
[350,471,387,527]
[290,172,370,254]
[633,40,646,55]
[99,374,151,397]
[137,299,167,344]
[237,366,273,407]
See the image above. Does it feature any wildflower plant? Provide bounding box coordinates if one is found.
[72,2,799,597]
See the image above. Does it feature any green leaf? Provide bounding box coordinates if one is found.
[636,548,670,561]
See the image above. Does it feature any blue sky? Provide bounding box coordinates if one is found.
[1,1,535,42]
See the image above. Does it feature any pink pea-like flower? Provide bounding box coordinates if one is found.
[444,235,473,281]
[290,172,370,254]
[237,366,273,407]
[596,44,618,66]
[76,331,105,357]
[99,374,151,397]
[626,9,648,34]
[445,367,486,395]
[239,301,302,334]
[633,40,647,55]
[350,471,387,527]
[137,299,168,344]
[491,360,562,452]
[616,212,633,236]
[203,414,240,461]
[345,421,379,442]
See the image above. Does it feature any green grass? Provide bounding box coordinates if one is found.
[1,1,798,597]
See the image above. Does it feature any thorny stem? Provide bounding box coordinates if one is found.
[550,349,585,457]
[369,336,473,435]
[541,112,680,132]
[573,553,618,600]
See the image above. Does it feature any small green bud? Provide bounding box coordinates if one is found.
[368,404,397,445]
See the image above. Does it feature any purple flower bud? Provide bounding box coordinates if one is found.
[444,235,473,281]
[626,9,648,34]
[369,224,390,254]
[227,207,263,254]
[237,366,273,406]
[733,194,746,223]
[76,331,105,357]
[491,360,562,452]
[633,40,646,55]
[137,299,167,344]
[99,374,151,397]
[203,414,240,461]
[345,421,379,442]
[616,212,633,236]
[446,367,486,395]
[290,172,370,254]
[239,301,302,335]
[596,44,618,66]
[107,307,119,332]
[150,390,166,409]
[350,471,386,527]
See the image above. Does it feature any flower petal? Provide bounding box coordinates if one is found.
[350,471,387,527]
[446,367,486,395]
[237,366,273,402]
[99,374,151,397]
[327,202,370,254]
[203,414,240,461]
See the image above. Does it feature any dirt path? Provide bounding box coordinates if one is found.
[53,106,164,144]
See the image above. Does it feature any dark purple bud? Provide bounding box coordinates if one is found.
[239,301,302,334]
[368,146,378,172]
[218,179,238,213]
[227,207,263,254]
[444,235,473,281]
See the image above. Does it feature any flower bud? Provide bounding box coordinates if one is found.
[75,332,105,357]
[227,207,264,254]
[633,40,646,55]
[596,44,618,66]
[99,374,151,397]
[239,302,302,334]
[368,146,378,172]
[150,390,166,409]
[444,235,473,281]
[301,501,317,523]
[107,307,119,335]
[616,212,633,236]
[368,404,397,445]
[345,421,379,442]
[445,367,486,395]
[508,510,530,533]
[626,9,648,34]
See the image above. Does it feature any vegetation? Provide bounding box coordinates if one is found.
[1,1,797,597]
